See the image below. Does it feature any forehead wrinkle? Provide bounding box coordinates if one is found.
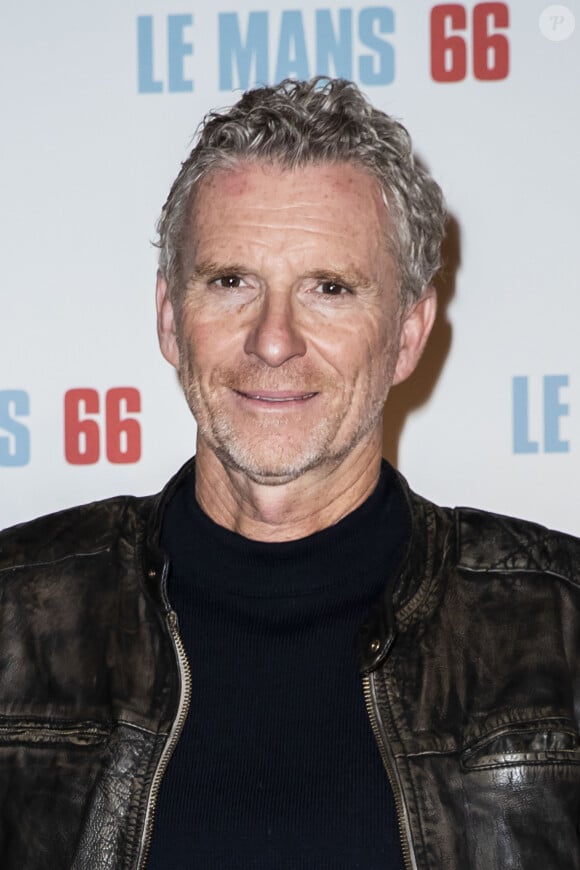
[186,219,393,285]
[219,199,333,212]
[186,163,397,287]
[198,212,356,235]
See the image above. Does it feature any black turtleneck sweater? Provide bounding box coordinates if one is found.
[147,461,409,869]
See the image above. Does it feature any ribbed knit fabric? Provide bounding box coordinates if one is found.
[146,461,409,869]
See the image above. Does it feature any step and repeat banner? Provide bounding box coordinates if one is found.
[1,1,578,534]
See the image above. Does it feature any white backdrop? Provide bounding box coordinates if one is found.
[1,0,579,534]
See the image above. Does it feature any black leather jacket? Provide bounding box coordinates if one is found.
[1,458,579,869]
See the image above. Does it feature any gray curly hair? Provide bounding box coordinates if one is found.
[156,77,446,308]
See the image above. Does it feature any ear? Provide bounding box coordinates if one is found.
[156,271,180,368]
[392,286,437,386]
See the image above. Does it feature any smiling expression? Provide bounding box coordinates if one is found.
[158,160,427,485]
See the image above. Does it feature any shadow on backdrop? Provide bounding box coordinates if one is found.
[383,213,461,467]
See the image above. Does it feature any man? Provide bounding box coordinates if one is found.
[0,78,579,870]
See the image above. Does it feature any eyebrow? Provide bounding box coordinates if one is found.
[186,260,376,290]
[302,267,375,290]
[186,260,249,283]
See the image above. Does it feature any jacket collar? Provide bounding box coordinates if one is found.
[356,471,446,673]
[140,456,197,611]
[141,457,445,673]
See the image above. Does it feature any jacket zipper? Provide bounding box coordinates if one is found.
[362,671,416,870]
[136,609,192,870]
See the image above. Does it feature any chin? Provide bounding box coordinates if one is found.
[196,406,381,485]
[211,439,334,486]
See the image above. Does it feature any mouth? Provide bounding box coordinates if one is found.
[234,390,318,403]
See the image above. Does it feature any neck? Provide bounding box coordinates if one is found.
[194,432,384,542]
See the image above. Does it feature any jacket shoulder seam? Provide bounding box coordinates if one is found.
[459,563,578,586]
[0,546,112,576]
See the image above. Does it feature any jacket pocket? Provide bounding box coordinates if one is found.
[0,718,113,870]
[0,718,110,747]
[457,720,580,869]
[461,720,580,770]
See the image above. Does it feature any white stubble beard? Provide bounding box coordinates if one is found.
[176,342,398,486]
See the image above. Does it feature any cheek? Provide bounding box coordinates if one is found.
[356,326,401,399]
[178,316,244,379]
[316,318,391,376]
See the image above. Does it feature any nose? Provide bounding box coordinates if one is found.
[243,292,307,367]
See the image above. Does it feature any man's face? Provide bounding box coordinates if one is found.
[157,161,433,485]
